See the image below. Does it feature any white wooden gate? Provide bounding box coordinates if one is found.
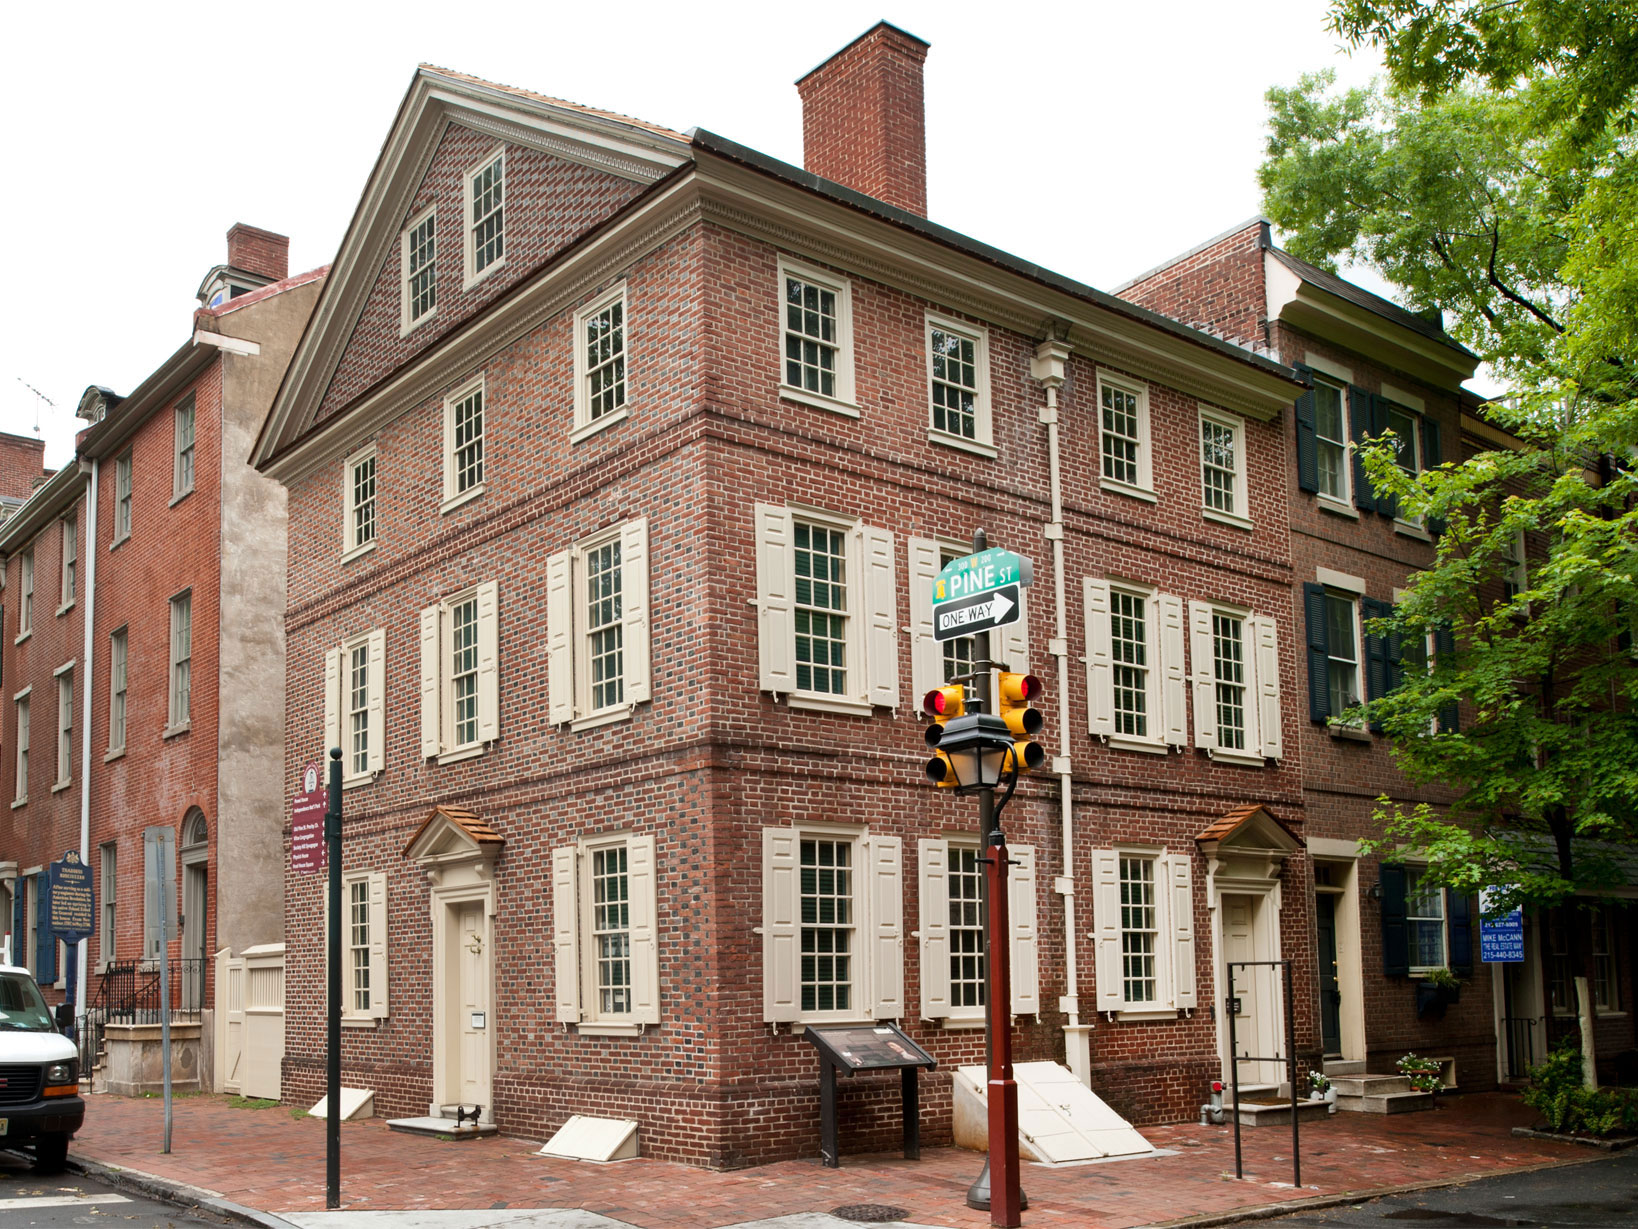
[215,943,285,1099]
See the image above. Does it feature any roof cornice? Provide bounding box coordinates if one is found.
[0,463,87,557]
[77,339,215,461]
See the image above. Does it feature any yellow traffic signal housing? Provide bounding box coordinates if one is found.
[997,671,1045,773]
[923,684,965,787]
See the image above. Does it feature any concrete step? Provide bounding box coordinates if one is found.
[1334,1090,1437,1114]
[1324,1059,1366,1077]
[1332,1074,1412,1097]
[385,1115,498,1139]
[1226,1096,1333,1127]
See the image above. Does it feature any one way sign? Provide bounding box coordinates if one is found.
[934,583,1021,641]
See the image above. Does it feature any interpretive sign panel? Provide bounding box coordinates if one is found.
[1479,887,1524,963]
[805,1023,936,1071]
[291,760,327,874]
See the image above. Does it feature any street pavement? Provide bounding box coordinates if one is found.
[59,1090,1611,1229]
[0,1146,229,1226]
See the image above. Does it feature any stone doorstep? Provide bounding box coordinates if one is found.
[1335,1090,1438,1114]
[1225,1097,1333,1127]
[1332,1074,1413,1097]
[385,1115,498,1139]
[1323,1059,1367,1077]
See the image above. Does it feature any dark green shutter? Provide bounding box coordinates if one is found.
[1349,387,1377,513]
[1304,583,1330,723]
[1422,417,1445,534]
[1448,890,1473,977]
[1381,864,1409,977]
[36,873,55,984]
[1371,396,1399,519]
[1293,364,1319,493]
[1362,597,1390,732]
[1433,625,1459,732]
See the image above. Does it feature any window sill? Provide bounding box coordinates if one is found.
[1327,724,1372,743]
[1208,748,1267,768]
[1317,495,1359,520]
[440,484,486,516]
[103,747,125,764]
[932,1015,987,1030]
[341,1016,382,1029]
[462,257,506,293]
[162,722,192,741]
[929,431,997,460]
[51,779,72,795]
[570,408,629,445]
[570,707,634,733]
[109,532,129,552]
[14,630,30,646]
[11,797,27,810]
[787,1018,882,1034]
[576,1022,645,1037]
[1107,735,1169,757]
[779,384,860,419]
[1114,1009,1179,1022]
[399,307,437,339]
[1394,520,1433,542]
[341,540,377,566]
[1202,508,1254,532]
[341,772,377,791]
[170,487,194,509]
[436,743,486,766]
[56,601,75,618]
[1100,478,1157,504]
[786,694,876,718]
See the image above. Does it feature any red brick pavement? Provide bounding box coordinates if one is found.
[69,1091,1594,1227]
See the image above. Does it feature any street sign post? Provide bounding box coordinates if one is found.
[933,548,1031,644]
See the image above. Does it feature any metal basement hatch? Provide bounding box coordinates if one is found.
[953,1061,1153,1163]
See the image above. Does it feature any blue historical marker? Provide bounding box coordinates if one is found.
[1479,887,1524,963]
[48,850,95,1010]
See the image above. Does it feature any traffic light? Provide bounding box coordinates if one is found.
[997,672,1045,773]
[923,684,965,786]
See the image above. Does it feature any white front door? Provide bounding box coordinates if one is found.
[445,900,492,1112]
[1221,893,1281,1088]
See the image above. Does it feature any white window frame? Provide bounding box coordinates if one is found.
[333,870,389,1021]
[761,825,903,1026]
[107,627,128,758]
[552,832,660,1033]
[172,397,196,503]
[419,582,499,764]
[463,149,505,289]
[1325,590,1363,724]
[1189,601,1283,765]
[399,205,437,334]
[166,590,192,735]
[53,663,73,790]
[1092,847,1197,1019]
[17,548,34,640]
[1198,406,1251,529]
[441,375,485,513]
[325,629,385,786]
[754,504,899,717]
[12,688,30,806]
[1084,578,1186,754]
[1405,866,1449,975]
[925,313,993,457]
[1502,529,1528,604]
[342,445,378,562]
[776,256,857,417]
[1096,369,1154,501]
[571,283,629,442]
[1312,375,1352,509]
[98,841,117,969]
[1382,398,1425,529]
[113,451,133,546]
[546,518,651,731]
[917,836,1038,1023]
[59,516,77,611]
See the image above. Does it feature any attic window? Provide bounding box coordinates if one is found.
[465,151,505,286]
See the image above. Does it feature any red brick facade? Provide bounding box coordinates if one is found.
[0,432,49,508]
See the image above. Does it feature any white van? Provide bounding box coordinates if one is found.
[0,963,84,1171]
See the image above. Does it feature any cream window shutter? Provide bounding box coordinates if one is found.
[1252,615,1283,760]
[368,871,389,1018]
[916,837,950,1020]
[1083,578,1114,738]
[1168,854,1197,1009]
[1158,594,1188,749]
[866,834,904,1019]
[545,550,574,725]
[1008,844,1040,1016]
[908,538,942,705]
[475,581,499,743]
[366,629,386,775]
[754,504,796,695]
[862,525,900,709]
[621,518,652,706]
[1092,848,1124,1012]
[323,647,342,757]
[761,827,799,1022]
[418,605,440,758]
[997,591,1029,675]
[626,833,660,1025]
[551,846,580,1023]
[1188,600,1217,750]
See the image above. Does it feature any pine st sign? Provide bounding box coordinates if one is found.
[932,547,1032,642]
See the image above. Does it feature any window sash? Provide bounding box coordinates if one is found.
[170,594,193,727]
[1325,594,1358,715]
[62,520,77,605]
[110,631,128,750]
[175,401,196,496]
[451,387,484,495]
[406,212,436,322]
[1200,417,1238,515]
[115,454,132,539]
[1101,384,1142,486]
[793,521,848,696]
[15,698,29,802]
[799,837,854,1014]
[99,843,116,964]
[1110,591,1149,738]
[1314,381,1347,500]
[1119,855,1158,1005]
[448,596,480,748]
[470,156,504,275]
[783,277,839,399]
[348,642,370,777]
[350,454,377,551]
[20,551,33,632]
[1213,613,1247,751]
[1406,871,1447,970]
[584,299,626,423]
[929,327,979,441]
[584,539,624,712]
[56,673,72,784]
[349,879,371,1013]
[948,845,985,1009]
[590,845,633,1016]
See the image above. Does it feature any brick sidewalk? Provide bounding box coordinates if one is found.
[67,1091,1591,1228]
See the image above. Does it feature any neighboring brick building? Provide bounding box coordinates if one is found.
[253,25,1339,1165]
[0,432,51,524]
[0,228,324,1092]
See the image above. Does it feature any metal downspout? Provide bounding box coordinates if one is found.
[76,457,98,1018]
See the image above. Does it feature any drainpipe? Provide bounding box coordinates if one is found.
[1030,336,1091,1082]
[76,457,98,1020]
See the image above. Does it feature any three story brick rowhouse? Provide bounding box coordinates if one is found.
[1,227,323,1094]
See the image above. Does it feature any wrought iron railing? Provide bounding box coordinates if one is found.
[1501,1015,1536,1079]
[72,957,209,1071]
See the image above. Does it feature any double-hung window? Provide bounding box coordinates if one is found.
[13,690,30,805]
[167,591,192,733]
[419,582,499,762]
[1405,868,1447,972]
[1312,377,1349,502]
[1084,579,1185,752]
[400,206,436,330]
[1502,530,1528,603]
[1383,400,1424,526]
[343,446,377,559]
[108,628,128,756]
[546,519,652,728]
[552,833,660,1031]
[114,452,133,544]
[54,665,72,789]
[572,285,628,439]
[60,517,77,610]
[325,629,385,784]
[761,826,903,1024]
[755,505,898,715]
[98,842,117,967]
[442,376,485,511]
[173,397,196,502]
[777,258,856,414]
[926,314,991,453]
[330,870,388,1021]
[1303,582,1365,726]
[1189,601,1284,763]
[464,151,505,285]
[1093,848,1197,1016]
[1096,371,1153,498]
[18,549,34,638]
[917,837,1039,1021]
[1199,407,1250,528]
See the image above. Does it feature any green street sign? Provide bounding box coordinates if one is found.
[933,548,1033,606]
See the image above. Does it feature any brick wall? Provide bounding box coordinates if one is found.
[1121,221,1269,347]
[0,432,48,504]
[227,224,289,283]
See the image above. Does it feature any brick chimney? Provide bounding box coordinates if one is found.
[226,223,289,282]
[797,22,930,217]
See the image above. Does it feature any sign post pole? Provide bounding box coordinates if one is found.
[326,747,343,1210]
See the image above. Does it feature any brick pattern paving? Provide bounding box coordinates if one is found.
[72,1092,1592,1228]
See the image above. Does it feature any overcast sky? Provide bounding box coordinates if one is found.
[0,0,1387,468]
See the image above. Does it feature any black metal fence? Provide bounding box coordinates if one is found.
[72,957,209,1072]
[1502,1015,1536,1080]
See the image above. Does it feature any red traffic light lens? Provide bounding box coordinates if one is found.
[926,689,950,715]
[1017,674,1042,701]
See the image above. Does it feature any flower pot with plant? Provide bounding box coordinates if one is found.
[1308,1070,1331,1101]
[1397,1052,1444,1095]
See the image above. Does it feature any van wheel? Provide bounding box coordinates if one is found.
[34,1133,69,1174]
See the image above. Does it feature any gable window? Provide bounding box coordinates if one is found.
[1084,579,1185,753]
[552,833,660,1030]
[343,446,377,559]
[54,666,72,789]
[465,151,505,285]
[173,397,196,502]
[777,258,856,414]
[419,582,498,762]
[546,519,652,729]
[60,517,77,610]
[442,377,485,511]
[114,452,133,544]
[325,629,384,784]
[1097,371,1153,498]
[573,285,627,439]
[401,207,437,330]
[1313,377,1349,502]
[1189,601,1283,763]
[926,315,992,454]
[917,837,1039,1021]
[1199,407,1250,528]
[167,591,192,732]
[108,628,128,755]
[99,842,116,968]
[13,690,30,805]
[1093,848,1196,1016]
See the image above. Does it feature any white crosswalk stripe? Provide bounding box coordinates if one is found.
[0,1193,132,1210]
